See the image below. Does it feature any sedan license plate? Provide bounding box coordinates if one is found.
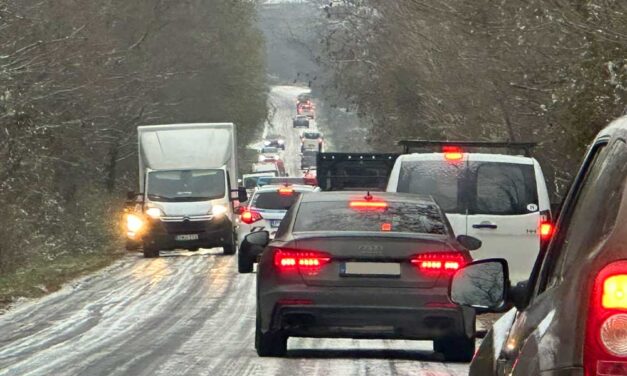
[341,262,401,277]
[175,234,199,241]
[270,220,282,228]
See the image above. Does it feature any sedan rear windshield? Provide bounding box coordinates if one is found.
[252,191,302,210]
[294,201,447,234]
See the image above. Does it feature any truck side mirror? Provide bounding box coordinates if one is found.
[449,259,509,313]
[231,187,248,202]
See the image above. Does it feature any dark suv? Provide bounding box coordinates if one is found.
[449,116,627,375]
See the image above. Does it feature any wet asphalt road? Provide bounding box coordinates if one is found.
[0,87,470,376]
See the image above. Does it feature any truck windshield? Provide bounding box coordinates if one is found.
[147,169,225,202]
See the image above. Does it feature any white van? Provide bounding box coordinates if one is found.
[386,143,551,282]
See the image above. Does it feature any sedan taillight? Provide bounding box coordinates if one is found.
[273,248,331,274]
[241,210,262,224]
[410,252,466,274]
[585,260,627,375]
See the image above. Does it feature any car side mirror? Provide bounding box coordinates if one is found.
[231,187,248,202]
[449,259,509,313]
[456,235,482,251]
[243,231,270,248]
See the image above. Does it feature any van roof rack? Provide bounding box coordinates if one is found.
[397,140,537,157]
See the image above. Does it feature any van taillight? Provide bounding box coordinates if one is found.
[410,252,466,274]
[442,146,463,161]
[539,210,554,241]
[241,210,262,224]
[585,261,627,376]
[273,248,331,273]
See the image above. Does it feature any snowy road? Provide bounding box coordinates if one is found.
[0,86,470,376]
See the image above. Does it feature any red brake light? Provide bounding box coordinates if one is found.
[585,261,627,375]
[349,201,388,210]
[539,210,554,241]
[442,145,463,161]
[240,210,262,224]
[381,223,392,232]
[273,249,331,273]
[278,187,294,196]
[410,253,466,274]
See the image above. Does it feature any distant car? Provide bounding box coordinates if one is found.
[242,172,276,196]
[293,115,310,128]
[301,131,323,152]
[450,116,627,375]
[258,147,281,163]
[297,102,315,119]
[243,191,482,360]
[264,137,285,150]
[257,177,316,187]
[387,142,551,283]
[300,150,317,170]
[252,163,279,177]
[237,184,320,273]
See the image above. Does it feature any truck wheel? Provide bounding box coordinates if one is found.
[255,306,287,357]
[238,252,253,273]
[434,336,475,362]
[222,232,236,255]
[143,245,159,258]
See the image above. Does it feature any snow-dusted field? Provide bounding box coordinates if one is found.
[0,87,470,376]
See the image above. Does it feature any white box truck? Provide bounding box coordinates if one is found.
[128,123,246,258]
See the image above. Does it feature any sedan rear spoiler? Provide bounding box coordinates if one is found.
[316,153,400,191]
[398,140,537,157]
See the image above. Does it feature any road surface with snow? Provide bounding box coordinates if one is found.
[0,86,470,376]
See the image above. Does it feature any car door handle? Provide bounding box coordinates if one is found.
[472,222,498,229]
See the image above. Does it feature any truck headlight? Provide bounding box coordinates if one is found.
[145,207,164,219]
[126,214,144,233]
[211,204,228,217]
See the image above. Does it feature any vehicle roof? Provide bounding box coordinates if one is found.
[397,152,535,164]
[299,191,437,204]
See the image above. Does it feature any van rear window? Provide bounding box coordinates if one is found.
[397,160,539,216]
[472,163,538,215]
[397,161,463,213]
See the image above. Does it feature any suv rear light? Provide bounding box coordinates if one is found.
[585,261,627,375]
[273,248,331,273]
[241,210,262,224]
[410,252,466,274]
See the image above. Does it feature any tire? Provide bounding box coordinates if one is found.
[434,336,475,362]
[255,305,287,357]
[238,252,253,273]
[222,232,236,255]
[143,244,159,258]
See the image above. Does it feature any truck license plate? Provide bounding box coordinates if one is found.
[175,234,199,241]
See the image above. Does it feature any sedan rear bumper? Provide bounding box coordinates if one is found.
[258,286,475,340]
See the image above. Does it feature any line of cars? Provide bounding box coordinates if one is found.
[235,130,553,362]
[237,115,627,372]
